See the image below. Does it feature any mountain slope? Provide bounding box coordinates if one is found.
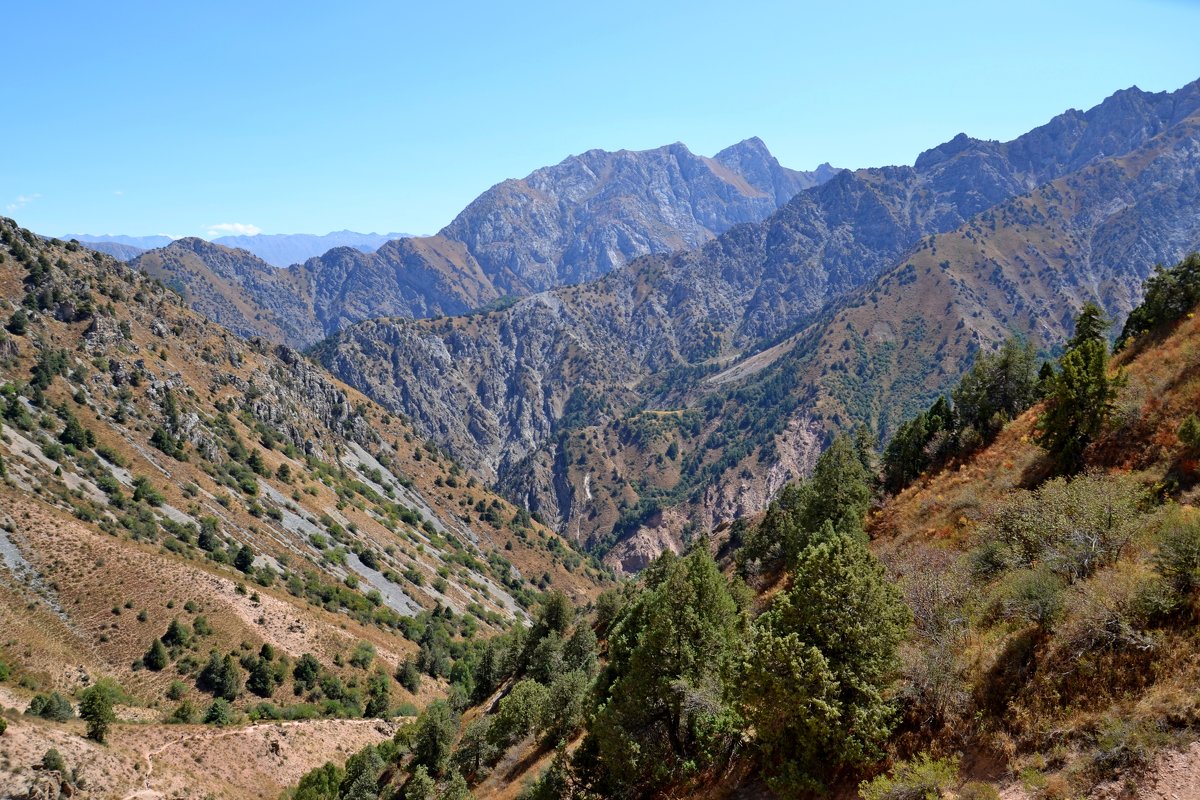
[131,237,325,346]
[0,217,607,797]
[288,279,1200,800]
[780,100,1200,446]
[77,240,146,261]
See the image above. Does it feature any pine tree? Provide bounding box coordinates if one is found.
[294,762,344,800]
[952,336,1039,442]
[59,413,93,449]
[294,653,321,692]
[803,434,872,540]
[162,618,191,648]
[199,651,243,700]
[203,697,233,725]
[439,771,473,800]
[234,544,256,573]
[339,744,384,800]
[403,765,436,800]
[365,668,390,718]
[396,657,422,694]
[247,657,277,698]
[412,700,459,777]
[1068,300,1110,351]
[453,717,497,780]
[6,309,28,335]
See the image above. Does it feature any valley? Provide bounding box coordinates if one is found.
[5,27,1200,797]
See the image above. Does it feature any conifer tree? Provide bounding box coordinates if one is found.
[1036,305,1122,473]
[79,684,116,743]
[143,638,169,671]
[740,533,910,792]
[589,544,745,794]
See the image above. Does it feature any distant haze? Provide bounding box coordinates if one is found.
[63,230,416,267]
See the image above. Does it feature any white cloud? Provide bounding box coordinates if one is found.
[5,192,41,213]
[206,222,262,238]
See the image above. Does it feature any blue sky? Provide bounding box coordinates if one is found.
[3,0,1199,239]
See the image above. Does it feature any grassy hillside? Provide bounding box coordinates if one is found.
[0,217,607,799]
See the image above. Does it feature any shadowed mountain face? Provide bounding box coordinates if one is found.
[315,79,1200,569]
[128,139,833,347]
[79,240,146,261]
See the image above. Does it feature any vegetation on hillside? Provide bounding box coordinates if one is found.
[0,218,610,798]
[291,252,1200,799]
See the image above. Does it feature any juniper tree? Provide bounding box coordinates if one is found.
[739,533,911,793]
[79,684,116,742]
[588,544,746,795]
[1035,309,1122,474]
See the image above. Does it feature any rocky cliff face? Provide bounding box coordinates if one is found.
[439,139,837,293]
[299,237,500,334]
[317,80,1200,565]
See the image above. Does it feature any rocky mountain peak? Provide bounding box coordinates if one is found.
[913,131,981,170]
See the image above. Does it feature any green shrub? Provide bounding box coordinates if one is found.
[203,698,233,725]
[1179,414,1200,449]
[41,748,67,774]
[984,474,1143,583]
[349,641,376,670]
[1154,511,1200,595]
[993,567,1066,627]
[168,700,197,724]
[1054,563,1171,657]
[859,753,959,800]
[1086,717,1165,781]
[27,691,74,721]
[958,784,1000,800]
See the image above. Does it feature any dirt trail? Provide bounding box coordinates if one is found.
[996,741,1200,800]
[1123,740,1200,800]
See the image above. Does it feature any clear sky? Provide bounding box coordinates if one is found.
[3,0,1199,239]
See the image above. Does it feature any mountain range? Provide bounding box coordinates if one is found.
[0,219,609,796]
[314,80,1200,569]
[114,139,836,348]
[9,73,1200,800]
[65,230,413,268]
